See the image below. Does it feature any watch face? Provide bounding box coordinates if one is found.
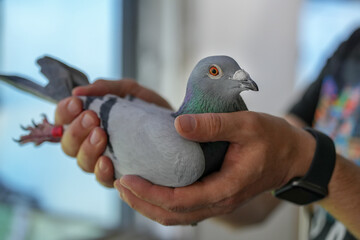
[274,181,327,205]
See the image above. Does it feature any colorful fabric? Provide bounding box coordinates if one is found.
[315,76,360,167]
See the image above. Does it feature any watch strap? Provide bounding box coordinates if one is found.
[302,127,336,189]
[273,127,336,205]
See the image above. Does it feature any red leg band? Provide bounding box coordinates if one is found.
[51,126,64,138]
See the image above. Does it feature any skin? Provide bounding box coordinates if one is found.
[55,79,360,237]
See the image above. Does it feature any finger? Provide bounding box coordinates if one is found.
[115,181,227,226]
[73,79,172,109]
[55,97,83,125]
[76,127,107,172]
[72,79,141,97]
[61,110,99,157]
[118,171,238,213]
[95,156,115,188]
[174,112,253,142]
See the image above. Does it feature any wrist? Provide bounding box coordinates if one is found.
[274,128,336,205]
[283,127,316,186]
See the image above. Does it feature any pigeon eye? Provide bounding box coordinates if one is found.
[209,66,219,76]
[207,64,223,79]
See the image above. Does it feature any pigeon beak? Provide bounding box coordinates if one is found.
[232,69,259,92]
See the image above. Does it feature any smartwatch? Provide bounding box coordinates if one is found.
[273,127,336,205]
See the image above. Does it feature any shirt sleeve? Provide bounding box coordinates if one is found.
[288,77,322,126]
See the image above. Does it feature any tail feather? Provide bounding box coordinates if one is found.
[0,55,90,103]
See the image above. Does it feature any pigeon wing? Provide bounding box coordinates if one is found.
[37,56,89,102]
[0,56,89,103]
[0,74,57,103]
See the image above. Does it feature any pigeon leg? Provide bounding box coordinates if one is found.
[15,115,63,146]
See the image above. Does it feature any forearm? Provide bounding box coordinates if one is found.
[319,154,360,238]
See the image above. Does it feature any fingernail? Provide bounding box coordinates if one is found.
[90,128,101,145]
[98,158,108,172]
[178,115,196,133]
[82,113,95,128]
[120,177,130,189]
[67,98,80,114]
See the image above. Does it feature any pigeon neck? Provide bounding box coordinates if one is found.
[172,88,248,117]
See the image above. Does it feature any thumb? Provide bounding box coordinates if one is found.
[174,113,242,142]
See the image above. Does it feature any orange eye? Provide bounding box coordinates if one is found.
[209,66,219,76]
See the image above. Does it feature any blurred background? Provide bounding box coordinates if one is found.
[0,0,360,239]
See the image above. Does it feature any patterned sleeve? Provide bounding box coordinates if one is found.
[288,77,323,126]
[289,28,360,127]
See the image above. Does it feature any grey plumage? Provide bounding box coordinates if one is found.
[0,55,258,187]
[0,56,89,103]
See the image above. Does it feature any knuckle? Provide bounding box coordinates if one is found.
[207,113,223,138]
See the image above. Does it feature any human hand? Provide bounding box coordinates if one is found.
[55,79,172,187]
[114,111,316,225]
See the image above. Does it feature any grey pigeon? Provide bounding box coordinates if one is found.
[0,55,258,187]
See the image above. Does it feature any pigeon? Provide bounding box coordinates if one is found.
[0,55,258,187]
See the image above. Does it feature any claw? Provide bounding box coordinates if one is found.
[12,138,21,143]
[32,119,38,127]
[40,114,49,123]
[20,125,27,130]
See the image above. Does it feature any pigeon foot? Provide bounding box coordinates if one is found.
[15,114,63,146]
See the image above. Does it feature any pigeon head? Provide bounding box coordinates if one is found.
[174,56,258,116]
